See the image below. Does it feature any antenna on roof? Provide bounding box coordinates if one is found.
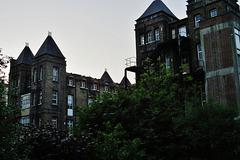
[105,68,107,72]
[48,31,52,36]
[25,42,29,47]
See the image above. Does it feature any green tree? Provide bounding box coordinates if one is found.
[75,60,240,159]
[183,101,240,159]
[0,54,22,159]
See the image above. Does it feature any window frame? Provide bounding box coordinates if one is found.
[172,29,176,39]
[52,117,58,128]
[52,67,59,82]
[39,66,43,81]
[52,90,58,106]
[140,34,145,45]
[39,91,42,105]
[155,29,160,41]
[197,44,203,60]
[210,9,217,18]
[235,28,240,54]
[147,31,152,43]
[68,95,73,108]
[81,80,86,88]
[93,82,98,90]
[21,93,31,109]
[195,14,201,28]
[178,26,187,37]
[166,56,170,68]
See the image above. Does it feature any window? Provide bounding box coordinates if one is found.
[195,15,201,28]
[39,66,43,81]
[21,93,31,109]
[33,93,36,106]
[21,117,30,126]
[147,31,152,43]
[210,9,217,17]
[52,117,58,128]
[235,28,240,54]
[81,80,86,88]
[68,95,73,107]
[67,120,73,135]
[155,29,160,41]
[104,85,109,92]
[38,117,42,127]
[197,44,203,60]
[166,56,170,68]
[178,26,187,37]
[52,91,58,105]
[67,94,73,116]
[140,34,144,45]
[93,83,98,90]
[68,78,74,86]
[88,98,93,106]
[172,29,176,39]
[33,68,37,83]
[53,67,58,81]
[39,91,42,105]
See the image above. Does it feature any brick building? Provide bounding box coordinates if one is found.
[9,34,126,130]
[132,0,240,109]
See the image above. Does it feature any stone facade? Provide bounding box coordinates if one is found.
[9,35,122,130]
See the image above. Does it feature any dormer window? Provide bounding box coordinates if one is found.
[104,85,109,92]
[81,80,86,88]
[68,78,74,87]
[93,82,98,90]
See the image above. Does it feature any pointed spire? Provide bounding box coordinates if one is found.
[137,0,177,20]
[101,70,113,83]
[35,34,65,59]
[15,45,34,65]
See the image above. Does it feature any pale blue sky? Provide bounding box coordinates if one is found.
[1,0,237,83]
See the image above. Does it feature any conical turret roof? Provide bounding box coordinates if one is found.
[35,35,65,59]
[137,0,177,20]
[15,46,34,65]
[101,70,113,83]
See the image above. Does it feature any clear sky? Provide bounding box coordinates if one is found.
[0,0,238,83]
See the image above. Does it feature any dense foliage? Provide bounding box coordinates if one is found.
[0,53,22,160]
[19,124,93,160]
[1,54,240,159]
[75,62,240,160]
